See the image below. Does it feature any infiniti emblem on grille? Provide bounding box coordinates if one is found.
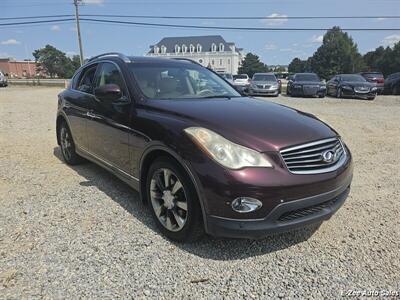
[322,150,335,163]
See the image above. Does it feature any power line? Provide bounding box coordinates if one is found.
[0,17,399,32]
[0,15,73,21]
[0,19,76,27]
[2,14,400,21]
[80,18,400,31]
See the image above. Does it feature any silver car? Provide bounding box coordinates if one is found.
[249,73,280,96]
[0,71,8,87]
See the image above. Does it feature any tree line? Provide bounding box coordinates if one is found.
[32,27,399,79]
[287,26,400,78]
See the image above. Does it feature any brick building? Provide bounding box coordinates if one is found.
[0,58,39,78]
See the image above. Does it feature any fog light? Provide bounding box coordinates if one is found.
[231,197,262,213]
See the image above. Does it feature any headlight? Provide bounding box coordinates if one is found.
[271,84,278,89]
[320,85,326,89]
[342,85,352,90]
[293,84,302,88]
[184,127,273,169]
[371,87,377,91]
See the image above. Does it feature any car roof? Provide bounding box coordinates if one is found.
[253,73,275,75]
[295,73,317,75]
[87,54,201,66]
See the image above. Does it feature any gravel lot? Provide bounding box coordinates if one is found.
[1,86,399,299]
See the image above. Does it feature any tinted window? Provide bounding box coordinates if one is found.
[234,74,248,79]
[95,62,126,94]
[295,74,320,81]
[77,65,97,94]
[341,75,366,82]
[129,63,240,100]
[252,74,276,81]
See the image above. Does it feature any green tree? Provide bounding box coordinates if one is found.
[288,58,311,73]
[238,53,268,77]
[363,42,400,76]
[33,45,78,78]
[310,27,365,79]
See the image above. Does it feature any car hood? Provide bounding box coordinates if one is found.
[146,97,337,152]
[341,81,374,87]
[251,81,278,85]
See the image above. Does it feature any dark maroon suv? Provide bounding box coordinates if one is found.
[56,53,353,242]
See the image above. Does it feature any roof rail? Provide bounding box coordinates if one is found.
[171,58,201,66]
[87,52,131,63]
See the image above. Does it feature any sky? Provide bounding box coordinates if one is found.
[1,0,400,65]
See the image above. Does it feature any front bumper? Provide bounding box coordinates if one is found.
[342,88,376,99]
[207,177,351,239]
[249,87,279,96]
[291,86,326,97]
[183,142,353,239]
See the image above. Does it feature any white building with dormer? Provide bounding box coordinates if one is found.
[146,35,244,75]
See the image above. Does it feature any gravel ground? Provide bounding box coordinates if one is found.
[0,86,399,299]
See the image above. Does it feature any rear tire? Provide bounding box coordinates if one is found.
[58,121,85,165]
[146,157,204,242]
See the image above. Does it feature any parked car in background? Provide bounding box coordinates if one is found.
[287,73,326,98]
[233,74,250,93]
[249,73,280,96]
[0,70,8,87]
[359,72,384,94]
[384,72,400,95]
[219,73,234,84]
[56,53,353,242]
[326,74,377,100]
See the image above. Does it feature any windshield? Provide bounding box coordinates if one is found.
[129,63,241,100]
[341,75,367,82]
[234,75,248,80]
[221,74,233,80]
[296,74,320,82]
[252,74,276,81]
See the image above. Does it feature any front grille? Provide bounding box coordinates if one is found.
[354,87,370,93]
[278,198,337,222]
[256,84,270,89]
[303,85,319,95]
[280,138,346,174]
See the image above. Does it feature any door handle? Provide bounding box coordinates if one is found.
[86,111,95,118]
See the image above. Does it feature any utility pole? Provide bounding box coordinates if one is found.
[73,0,84,65]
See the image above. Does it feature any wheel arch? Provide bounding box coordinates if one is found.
[139,144,209,232]
[56,114,67,145]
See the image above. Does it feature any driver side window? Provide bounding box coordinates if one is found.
[94,62,127,96]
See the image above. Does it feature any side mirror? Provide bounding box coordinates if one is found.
[94,84,122,103]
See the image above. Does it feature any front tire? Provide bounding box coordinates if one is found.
[336,87,342,98]
[146,157,204,242]
[58,121,84,165]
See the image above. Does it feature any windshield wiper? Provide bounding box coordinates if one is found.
[200,95,237,99]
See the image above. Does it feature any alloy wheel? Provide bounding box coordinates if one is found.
[149,168,188,232]
[60,126,73,161]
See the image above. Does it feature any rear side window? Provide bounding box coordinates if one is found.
[76,65,98,94]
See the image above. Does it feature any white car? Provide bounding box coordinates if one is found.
[0,71,8,87]
[233,74,250,86]
[220,73,234,84]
